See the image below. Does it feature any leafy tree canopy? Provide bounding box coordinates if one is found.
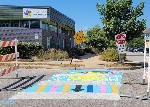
[127,37,144,48]
[96,0,146,41]
[85,25,109,51]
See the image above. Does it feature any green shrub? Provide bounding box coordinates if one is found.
[101,48,119,62]
[17,42,43,59]
[83,48,100,54]
[0,42,69,61]
[36,48,69,61]
[67,47,85,58]
[108,40,117,48]
[0,46,15,55]
[0,42,43,59]
[91,48,101,54]
[83,48,93,53]
[55,49,69,60]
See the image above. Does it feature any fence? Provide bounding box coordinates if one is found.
[0,39,19,78]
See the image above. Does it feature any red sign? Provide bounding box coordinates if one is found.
[115,34,126,44]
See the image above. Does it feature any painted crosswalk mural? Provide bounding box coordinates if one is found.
[10,69,123,100]
[23,84,120,93]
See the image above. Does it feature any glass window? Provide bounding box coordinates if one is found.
[0,21,11,27]
[11,20,19,27]
[42,23,48,30]
[2,24,5,27]
[20,20,29,28]
[30,21,40,28]
[49,24,57,32]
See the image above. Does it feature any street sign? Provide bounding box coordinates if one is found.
[115,34,126,53]
[117,44,126,53]
[115,34,126,45]
[73,31,85,45]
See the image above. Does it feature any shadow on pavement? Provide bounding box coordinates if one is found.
[0,75,45,91]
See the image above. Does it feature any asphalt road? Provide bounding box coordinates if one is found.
[126,52,144,63]
[0,68,149,107]
[0,53,150,107]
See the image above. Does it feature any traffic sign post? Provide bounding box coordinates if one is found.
[143,35,150,85]
[15,39,19,78]
[115,34,126,64]
[72,31,85,69]
[143,40,148,85]
[143,35,150,98]
[0,39,19,79]
[73,31,85,45]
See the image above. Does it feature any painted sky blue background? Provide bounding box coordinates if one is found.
[0,0,149,31]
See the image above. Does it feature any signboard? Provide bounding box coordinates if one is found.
[35,34,39,40]
[115,34,126,45]
[73,31,85,45]
[117,44,126,53]
[115,34,126,53]
[23,8,47,19]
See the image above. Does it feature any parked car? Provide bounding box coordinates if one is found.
[133,48,138,52]
[128,47,134,52]
[128,47,144,53]
[137,47,144,53]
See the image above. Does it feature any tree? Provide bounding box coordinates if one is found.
[96,0,146,41]
[85,25,109,51]
[127,37,144,48]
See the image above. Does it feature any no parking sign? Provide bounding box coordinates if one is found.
[115,34,126,53]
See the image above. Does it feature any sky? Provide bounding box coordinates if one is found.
[0,0,149,31]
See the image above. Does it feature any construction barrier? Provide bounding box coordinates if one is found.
[1,65,19,77]
[0,53,16,62]
[143,40,150,98]
[143,41,148,84]
[0,39,19,78]
[0,40,17,48]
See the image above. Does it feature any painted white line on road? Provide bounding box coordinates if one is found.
[10,92,120,100]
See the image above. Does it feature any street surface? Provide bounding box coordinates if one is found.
[0,53,149,107]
